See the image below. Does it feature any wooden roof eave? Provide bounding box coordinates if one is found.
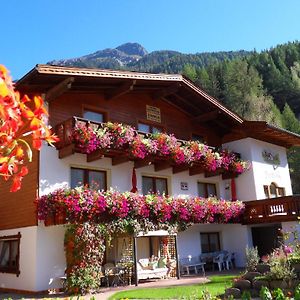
[243,121,300,148]
[16,65,244,126]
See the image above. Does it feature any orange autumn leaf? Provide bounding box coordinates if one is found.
[0,65,59,192]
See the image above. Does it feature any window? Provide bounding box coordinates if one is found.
[71,168,107,190]
[200,232,220,253]
[138,122,162,134]
[83,109,104,123]
[0,233,21,276]
[191,134,204,143]
[263,182,285,198]
[142,176,168,195]
[198,182,217,198]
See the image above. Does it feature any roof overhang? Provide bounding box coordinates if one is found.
[16,65,243,133]
[224,121,300,148]
[244,121,300,148]
[16,65,300,148]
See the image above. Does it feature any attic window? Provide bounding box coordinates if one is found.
[83,110,104,123]
[138,122,162,134]
[192,134,204,143]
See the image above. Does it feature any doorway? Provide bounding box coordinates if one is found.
[251,224,282,257]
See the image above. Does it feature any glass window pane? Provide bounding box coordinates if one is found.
[10,241,18,267]
[152,126,162,134]
[83,110,104,123]
[209,233,220,252]
[200,234,210,253]
[71,168,85,188]
[138,123,150,133]
[198,183,206,198]
[207,184,217,197]
[277,187,285,197]
[264,185,270,198]
[0,241,10,267]
[270,183,277,198]
[88,171,106,191]
[142,177,154,194]
[155,178,167,195]
[192,134,204,143]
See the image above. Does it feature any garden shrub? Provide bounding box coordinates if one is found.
[245,246,259,272]
[260,286,272,300]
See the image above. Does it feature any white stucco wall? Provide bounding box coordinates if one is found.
[0,226,37,291]
[177,224,252,267]
[35,225,66,291]
[223,138,292,201]
[39,142,228,200]
[0,225,66,292]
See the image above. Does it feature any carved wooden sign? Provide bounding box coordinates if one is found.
[262,150,280,169]
[146,105,161,123]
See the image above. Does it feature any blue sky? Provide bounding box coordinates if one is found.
[1,0,300,79]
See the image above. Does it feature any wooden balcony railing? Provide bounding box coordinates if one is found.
[54,116,235,177]
[242,195,300,224]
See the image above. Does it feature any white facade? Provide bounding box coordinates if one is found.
[224,137,293,201]
[0,135,294,291]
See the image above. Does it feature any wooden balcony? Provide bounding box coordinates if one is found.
[242,195,300,224]
[54,116,237,178]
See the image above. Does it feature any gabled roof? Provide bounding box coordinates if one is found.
[17,64,243,134]
[17,64,300,148]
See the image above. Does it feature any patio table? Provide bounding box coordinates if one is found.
[181,262,206,276]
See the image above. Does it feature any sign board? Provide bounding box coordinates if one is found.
[146,105,161,123]
[180,182,188,191]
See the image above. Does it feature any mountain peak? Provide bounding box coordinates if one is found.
[116,43,148,57]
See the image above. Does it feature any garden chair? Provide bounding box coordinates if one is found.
[213,253,224,271]
[223,252,233,270]
[104,263,124,286]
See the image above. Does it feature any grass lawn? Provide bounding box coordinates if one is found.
[109,274,236,300]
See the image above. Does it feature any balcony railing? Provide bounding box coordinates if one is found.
[242,195,300,224]
[54,116,238,177]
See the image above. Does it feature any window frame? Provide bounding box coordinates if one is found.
[191,133,205,144]
[71,167,107,190]
[82,105,108,123]
[263,183,286,198]
[200,232,221,253]
[142,175,168,195]
[197,182,217,198]
[0,233,21,276]
[137,120,165,134]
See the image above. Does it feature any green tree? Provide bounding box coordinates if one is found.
[221,60,281,125]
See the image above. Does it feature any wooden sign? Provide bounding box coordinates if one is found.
[146,105,161,123]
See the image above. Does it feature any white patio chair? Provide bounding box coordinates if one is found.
[223,252,233,270]
[213,253,224,271]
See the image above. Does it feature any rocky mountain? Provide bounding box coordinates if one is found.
[48,42,251,73]
[48,42,148,69]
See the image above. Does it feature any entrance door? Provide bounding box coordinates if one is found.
[251,224,282,257]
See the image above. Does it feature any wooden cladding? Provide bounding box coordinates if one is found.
[49,92,221,146]
[242,195,300,224]
[0,148,38,230]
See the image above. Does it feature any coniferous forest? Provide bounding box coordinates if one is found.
[50,41,300,193]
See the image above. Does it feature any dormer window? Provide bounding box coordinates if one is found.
[138,122,162,134]
[83,109,104,123]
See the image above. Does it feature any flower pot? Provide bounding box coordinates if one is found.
[55,209,67,225]
[44,213,55,226]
